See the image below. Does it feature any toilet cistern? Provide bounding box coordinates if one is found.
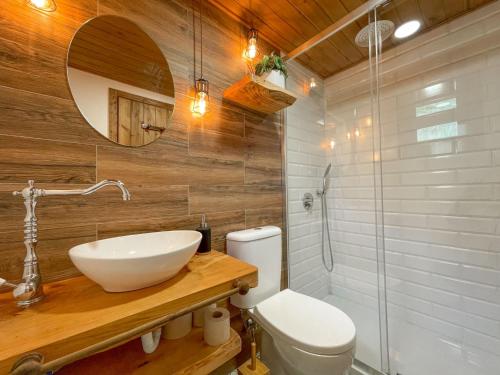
[1,179,130,307]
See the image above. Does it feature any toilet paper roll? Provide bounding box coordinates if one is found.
[203,307,230,346]
[193,303,217,328]
[163,312,192,340]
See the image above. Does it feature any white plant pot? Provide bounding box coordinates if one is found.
[263,70,286,88]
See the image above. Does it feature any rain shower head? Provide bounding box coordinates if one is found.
[355,20,394,48]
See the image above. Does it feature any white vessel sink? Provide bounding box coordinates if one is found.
[69,231,202,292]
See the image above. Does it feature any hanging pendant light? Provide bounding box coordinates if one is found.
[244,28,258,59]
[192,78,209,117]
[191,0,209,117]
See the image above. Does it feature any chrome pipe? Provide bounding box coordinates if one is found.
[42,179,131,201]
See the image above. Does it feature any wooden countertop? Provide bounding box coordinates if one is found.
[0,252,257,374]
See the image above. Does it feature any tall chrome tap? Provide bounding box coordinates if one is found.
[0,179,130,307]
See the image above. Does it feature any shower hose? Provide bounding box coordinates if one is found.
[321,190,334,272]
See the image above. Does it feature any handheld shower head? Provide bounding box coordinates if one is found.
[324,163,332,178]
[322,163,332,194]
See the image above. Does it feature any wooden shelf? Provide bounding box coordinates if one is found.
[0,252,257,374]
[223,75,297,114]
[58,327,241,375]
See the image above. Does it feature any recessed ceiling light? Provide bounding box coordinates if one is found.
[394,20,421,39]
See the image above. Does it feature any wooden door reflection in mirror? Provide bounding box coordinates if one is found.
[109,89,173,147]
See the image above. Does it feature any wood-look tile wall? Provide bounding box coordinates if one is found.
[0,0,286,289]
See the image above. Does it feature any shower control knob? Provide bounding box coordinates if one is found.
[302,193,314,212]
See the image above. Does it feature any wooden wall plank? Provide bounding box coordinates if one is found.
[0,0,286,287]
[245,126,282,186]
[245,207,283,228]
[189,128,246,162]
[96,145,245,186]
[195,104,245,137]
[245,164,282,186]
[0,184,188,233]
[244,112,282,146]
[0,136,96,184]
[0,86,107,146]
[0,0,97,99]
[0,225,97,286]
[97,210,246,252]
[189,185,283,214]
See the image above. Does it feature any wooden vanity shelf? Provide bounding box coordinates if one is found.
[223,75,297,114]
[58,327,241,375]
[0,252,257,375]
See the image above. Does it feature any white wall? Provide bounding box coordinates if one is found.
[67,68,175,137]
[286,61,329,300]
[324,2,500,374]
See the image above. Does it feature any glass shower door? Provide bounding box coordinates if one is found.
[377,1,500,374]
[287,6,390,374]
[323,8,389,373]
[287,1,500,374]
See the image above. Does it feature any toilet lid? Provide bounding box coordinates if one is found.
[253,289,356,355]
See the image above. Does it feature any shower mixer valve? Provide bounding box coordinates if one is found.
[302,193,314,211]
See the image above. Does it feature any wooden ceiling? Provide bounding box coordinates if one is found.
[207,0,496,78]
[68,15,174,96]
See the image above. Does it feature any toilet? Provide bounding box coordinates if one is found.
[227,226,356,375]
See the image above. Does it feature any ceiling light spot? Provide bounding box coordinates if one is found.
[394,20,421,39]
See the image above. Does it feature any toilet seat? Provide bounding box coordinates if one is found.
[253,289,356,356]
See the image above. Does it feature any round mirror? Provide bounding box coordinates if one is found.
[67,16,175,147]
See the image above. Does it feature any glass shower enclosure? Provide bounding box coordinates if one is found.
[285,1,500,374]
[285,4,389,372]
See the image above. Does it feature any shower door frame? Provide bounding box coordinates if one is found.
[283,2,391,374]
[368,8,391,374]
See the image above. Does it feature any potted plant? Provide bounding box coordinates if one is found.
[254,51,288,88]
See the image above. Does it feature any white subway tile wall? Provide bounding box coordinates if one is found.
[322,3,500,375]
[286,61,329,300]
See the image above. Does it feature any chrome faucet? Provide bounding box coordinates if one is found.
[0,179,131,307]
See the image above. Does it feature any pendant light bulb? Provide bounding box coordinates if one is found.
[192,78,209,117]
[246,28,258,59]
[27,0,57,12]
